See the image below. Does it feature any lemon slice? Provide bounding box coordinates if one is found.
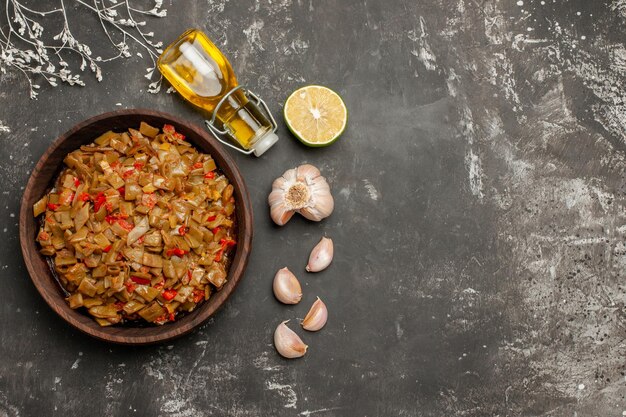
[284,85,348,147]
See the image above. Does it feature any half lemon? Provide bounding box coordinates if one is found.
[283,85,348,147]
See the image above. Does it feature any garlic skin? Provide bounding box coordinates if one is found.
[306,237,334,272]
[273,267,302,304]
[274,321,308,358]
[268,164,334,226]
[302,297,328,331]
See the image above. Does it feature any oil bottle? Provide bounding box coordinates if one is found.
[158,29,279,156]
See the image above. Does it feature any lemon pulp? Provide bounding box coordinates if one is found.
[284,85,347,147]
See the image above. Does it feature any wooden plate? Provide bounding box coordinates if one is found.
[19,109,253,345]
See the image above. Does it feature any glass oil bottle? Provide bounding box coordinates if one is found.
[158,29,278,156]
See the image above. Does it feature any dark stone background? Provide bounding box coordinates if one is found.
[1,0,625,415]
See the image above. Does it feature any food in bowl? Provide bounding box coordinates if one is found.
[32,122,237,326]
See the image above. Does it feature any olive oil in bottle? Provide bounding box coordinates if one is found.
[158,29,278,156]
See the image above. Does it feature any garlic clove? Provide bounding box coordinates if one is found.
[302,297,328,331]
[306,237,334,272]
[268,198,296,226]
[296,164,322,182]
[299,175,334,221]
[273,267,302,304]
[268,164,334,226]
[299,195,334,222]
[274,321,308,358]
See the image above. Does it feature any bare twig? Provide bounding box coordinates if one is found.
[0,0,167,98]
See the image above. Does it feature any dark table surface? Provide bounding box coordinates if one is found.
[1,0,626,416]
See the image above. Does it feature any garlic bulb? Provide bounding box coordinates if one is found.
[273,267,302,304]
[268,164,334,226]
[302,297,328,331]
[274,321,308,358]
[306,237,334,272]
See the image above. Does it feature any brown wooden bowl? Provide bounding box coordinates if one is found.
[19,109,253,345]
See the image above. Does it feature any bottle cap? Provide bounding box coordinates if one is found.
[253,132,279,157]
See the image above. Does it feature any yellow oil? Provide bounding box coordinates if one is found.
[158,29,272,149]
